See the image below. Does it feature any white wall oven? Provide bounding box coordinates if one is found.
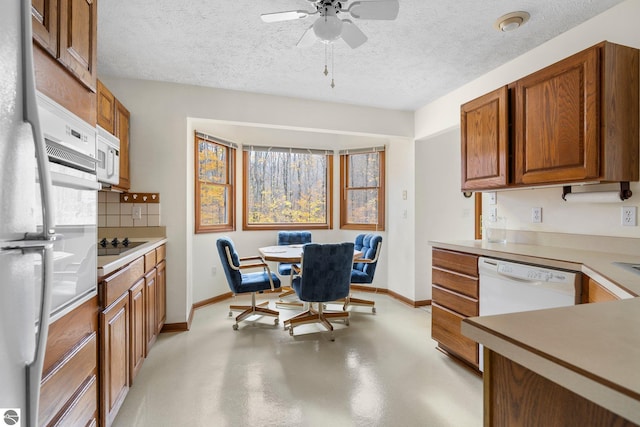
[36,92,100,322]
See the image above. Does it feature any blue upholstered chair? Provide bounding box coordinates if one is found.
[343,234,383,313]
[275,231,312,308]
[284,242,353,340]
[216,237,281,330]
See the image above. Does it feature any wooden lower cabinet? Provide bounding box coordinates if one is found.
[129,278,146,383]
[156,259,166,333]
[484,350,637,426]
[99,244,167,426]
[583,276,620,303]
[39,297,99,427]
[145,269,157,354]
[431,248,480,368]
[100,293,130,427]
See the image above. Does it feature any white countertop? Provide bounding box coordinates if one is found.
[98,237,167,277]
[429,238,640,423]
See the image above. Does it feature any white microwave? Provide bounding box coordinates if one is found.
[96,126,120,185]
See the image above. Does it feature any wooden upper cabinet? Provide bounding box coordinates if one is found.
[460,41,638,191]
[97,80,116,134]
[115,100,131,190]
[32,0,58,57]
[461,86,509,190]
[515,46,600,184]
[58,0,97,91]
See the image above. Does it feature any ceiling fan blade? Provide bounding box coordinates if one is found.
[296,25,317,48]
[341,20,367,49]
[347,0,399,20]
[261,10,310,23]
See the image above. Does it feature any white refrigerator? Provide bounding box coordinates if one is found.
[0,2,56,426]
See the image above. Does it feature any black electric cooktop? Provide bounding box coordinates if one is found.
[98,237,147,256]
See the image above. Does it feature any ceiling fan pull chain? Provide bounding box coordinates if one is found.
[324,44,329,76]
[331,44,335,88]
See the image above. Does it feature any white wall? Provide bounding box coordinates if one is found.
[98,78,413,323]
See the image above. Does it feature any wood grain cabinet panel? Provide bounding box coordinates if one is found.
[432,304,479,365]
[58,0,97,91]
[459,41,638,191]
[461,86,509,190]
[115,100,131,190]
[431,248,480,369]
[585,277,620,303]
[100,293,130,427]
[145,269,158,354]
[39,296,98,427]
[97,80,116,134]
[156,259,167,333]
[129,278,146,383]
[32,0,58,57]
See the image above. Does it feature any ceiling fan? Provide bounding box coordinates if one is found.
[261,0,400,49]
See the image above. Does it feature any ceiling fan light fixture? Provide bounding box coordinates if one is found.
[313,14,343,42]
[493,11,530,32]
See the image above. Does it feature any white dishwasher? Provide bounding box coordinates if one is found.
[477,257,581,370]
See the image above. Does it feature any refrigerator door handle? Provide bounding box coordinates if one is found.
[21,0,55,241]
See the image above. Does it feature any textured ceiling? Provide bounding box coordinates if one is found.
[98,0,626,111]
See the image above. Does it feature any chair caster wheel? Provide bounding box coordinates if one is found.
[372,308,376,314]
[289,328,294,336]
[232,324,239,331]
[345,319,350,326]
[274,318,279,325]
[228,311,233,317]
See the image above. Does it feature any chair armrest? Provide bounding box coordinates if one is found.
[238,262,269,270]
[240,255,263,262]
[354,258,375,264]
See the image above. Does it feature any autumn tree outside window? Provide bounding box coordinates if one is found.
[195,132,236,233]
[243,146,333,230]
[340,147,385,230]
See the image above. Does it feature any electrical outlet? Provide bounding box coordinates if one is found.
[211,267,217,276]
[622,206,637,226]
[488,206,497,222]
[531,207,542,223]
[132,206,142,220]
[487,192,497,205]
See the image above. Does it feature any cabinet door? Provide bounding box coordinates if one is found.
[461,86,509,190]
[115,100,131,190]
[97,80,116,134]
[514,46,600,185]
[129,278,145,384]
[100,293,129,427]
[32,0,58,57]
[156,259,167,333]
[58,0,97,91]
[145,269,157,354]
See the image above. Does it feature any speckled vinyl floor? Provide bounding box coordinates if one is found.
[112,293,482,427]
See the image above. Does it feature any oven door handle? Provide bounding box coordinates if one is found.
[51,171,102,191]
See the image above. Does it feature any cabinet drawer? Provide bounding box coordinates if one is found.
[432,267,478,298]
[53,375,97,427]
[144,250,157,273]
[432,285,478,317]
[39,333,97,426]
[432,304,478,365]
[156,244,166,262]
[432,249,478,277]
[101,257,144,308]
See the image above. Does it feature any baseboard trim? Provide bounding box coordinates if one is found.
[161,305,195,333]
[191,287,430,310]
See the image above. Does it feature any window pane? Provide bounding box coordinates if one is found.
[346,189,379,224]
[349,152,379,187]
[199,183,228,226]
[247,151,327,224]
[199,142,227,184]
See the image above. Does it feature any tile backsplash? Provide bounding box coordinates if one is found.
[98,191,161,227]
